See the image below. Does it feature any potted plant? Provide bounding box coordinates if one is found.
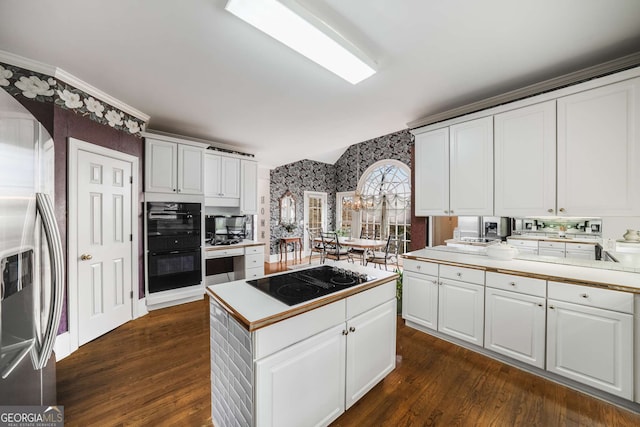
[395,268,403,314]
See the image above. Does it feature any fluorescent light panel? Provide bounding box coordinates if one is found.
[225,0,376,84]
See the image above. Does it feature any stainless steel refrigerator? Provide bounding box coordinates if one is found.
[0,88,64,405]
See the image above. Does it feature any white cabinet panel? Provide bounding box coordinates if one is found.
[221,156,240,198]
[240,159,258,215]
[205,153,240,206]
[414,128,449,216]
[485,288,546,368]
[255,324,346,427]
[438,279,484,346]
[345,299,396,409]
[402,271,439,330]
[177,144,204,194]
[494,101,556,216]
[557,77,640,216]
[145,139,177,193]
[547,299,633,399]
[449,116,494,216]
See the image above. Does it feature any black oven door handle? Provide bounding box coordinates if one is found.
[150,249,201,256]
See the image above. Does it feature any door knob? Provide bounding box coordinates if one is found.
[80,254,93,261]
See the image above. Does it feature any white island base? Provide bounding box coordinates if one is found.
[208,266,398,427]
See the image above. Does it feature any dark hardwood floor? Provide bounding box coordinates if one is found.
[57,261,640,426]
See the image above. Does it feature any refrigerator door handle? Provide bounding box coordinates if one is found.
[1,338,35,379]
[34,193,65,369]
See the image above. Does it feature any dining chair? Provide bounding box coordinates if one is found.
[320,232,352,263]
[307,227,325,264]
[366,235,399,270]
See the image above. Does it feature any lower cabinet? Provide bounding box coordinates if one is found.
[484,287,546,368]
[438,279,484,346]
[255,324,347,427]
[402,271,439,330]
[546,299,633,399]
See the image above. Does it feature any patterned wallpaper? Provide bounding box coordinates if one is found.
[0,62,147,136]
[268,129,414,255]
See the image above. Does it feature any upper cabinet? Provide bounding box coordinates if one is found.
[557,77,640,217]
[240,159,258,215]
[205,153,240,206]
[145,138,204,195]
[414,117,493,216]
[494,101,556,217]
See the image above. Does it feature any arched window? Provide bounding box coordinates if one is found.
[358,160,411,253]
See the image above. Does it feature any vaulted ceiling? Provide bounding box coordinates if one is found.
[1,0,639,167]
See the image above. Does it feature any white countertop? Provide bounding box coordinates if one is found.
[403,246,640,291]
[207,261,398,331]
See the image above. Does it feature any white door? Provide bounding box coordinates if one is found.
[345,299,396,409]
[303,191,327,253]
[414,128,450,216]
[77,149,133,345]
[255,324,346,427]
[546,299,633,399]
[449,116,494,216]
[402,271,439,330]
[438,279,484,346]
[494,101,557,217]
[484,288,546,368]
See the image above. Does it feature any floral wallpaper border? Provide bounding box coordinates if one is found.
[0,62,146,136]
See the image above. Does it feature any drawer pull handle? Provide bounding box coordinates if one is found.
[416,265,421,270]
[509,282,516,286]
[581,293,589,298]
[549,306,555,310]
[349,326,356,333]
[456,272,462,277]
[432,280,438,284]
[537,303,544,307]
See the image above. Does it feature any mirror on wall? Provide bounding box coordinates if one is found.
[279,191,295,225]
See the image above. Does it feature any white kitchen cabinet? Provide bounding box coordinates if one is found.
[413,116,493,217]
[438,277,485,346]
[255,323,346,427]
[494,101,556,217]
[538,241,566,258]
[565,242,596,260]
[345,299,396,409]
[414,127,449,216]
[449,116,494,216]
[205,153,240,206]
[240,159,258,215]
[145,138,204,195]
[546,299,633,399]
[485,286,546,369]
[402,270,439,330]
[507,238,538,255]
[557,77,640,217]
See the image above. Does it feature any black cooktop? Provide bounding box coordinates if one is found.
[247,265,372,306]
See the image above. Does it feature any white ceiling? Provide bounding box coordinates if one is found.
[1,0,639,168]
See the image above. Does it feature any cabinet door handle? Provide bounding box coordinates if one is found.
[444,210,448,214]
[173,188,176,192]
[342,330,349,335]
[559,208,566,213]
[432,279,438,284]
[456,272,462,277]
[580,293,589,298]
[349,326,356,333]
[537,303,544,307]
[549,306,555,310]
[450,210,454,214]
[547,208,554,213]
[509,282,516,287]
[416,265,421,270]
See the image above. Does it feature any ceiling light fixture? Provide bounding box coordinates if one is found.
[225,0,376,84]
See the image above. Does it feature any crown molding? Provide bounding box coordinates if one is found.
[0,49,150,122]
[408,51,640,130]
[142,129,255,158]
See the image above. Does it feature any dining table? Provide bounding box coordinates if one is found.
[314,236,388,265]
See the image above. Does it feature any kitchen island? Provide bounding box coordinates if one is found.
[401,246,640,411]
[207,262,398,427]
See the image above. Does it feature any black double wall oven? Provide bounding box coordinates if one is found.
[146,202,202,293]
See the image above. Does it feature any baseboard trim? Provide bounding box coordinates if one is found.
[137,297,149,318]
[54,331,71,361]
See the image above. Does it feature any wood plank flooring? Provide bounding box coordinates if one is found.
[57,262,640,426]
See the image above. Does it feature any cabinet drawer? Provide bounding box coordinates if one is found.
[439,264,484,285]
[245,266,264,279]
[565,242,596,251]
[539,241,565,249]
[245,253,263,269]
[245,245,264,255]
[206,247,244,258]
[548,281,633,314]
[507,239,538,248]
[347,281,395,319]
[486,272,546,297]
[402,259,438,276]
